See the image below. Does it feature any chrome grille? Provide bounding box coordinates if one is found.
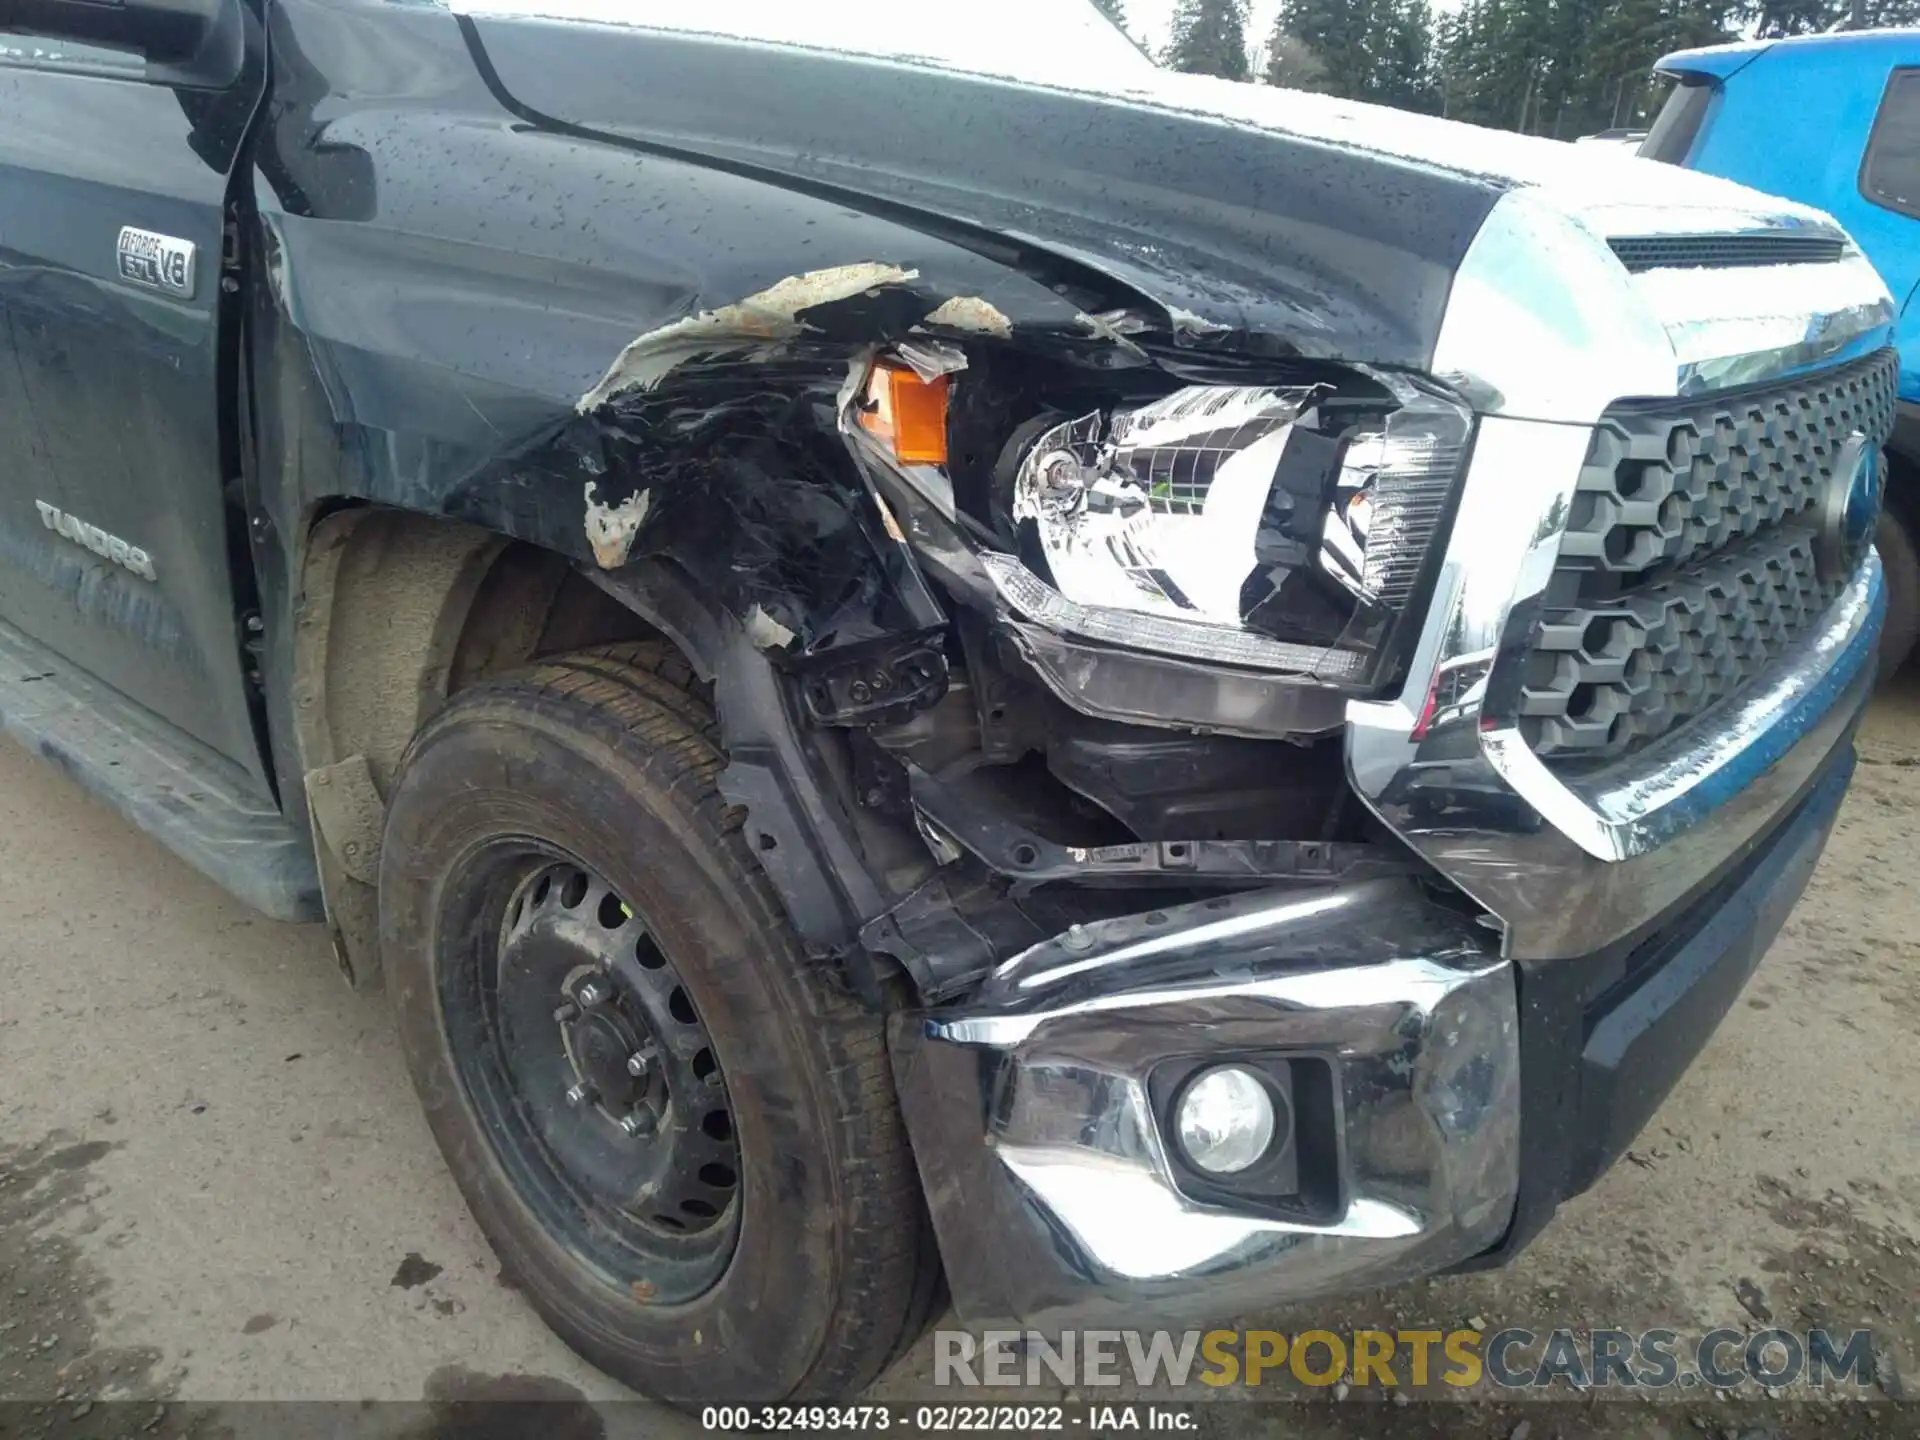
[1520,349,1898,762]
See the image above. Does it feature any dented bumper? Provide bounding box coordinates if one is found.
[887,879,1521,1329]
[890,721,1854,1328]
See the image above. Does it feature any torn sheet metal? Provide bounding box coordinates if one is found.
[563,340,953,671]
[744,603,797,651]
[260,0,1183,647]
[577,262,920,411]
[1076,310,1152,362]
[1166,305,1233,340]
[922,296,1014,340]
[582,480,653,569]
[891,338,969,382]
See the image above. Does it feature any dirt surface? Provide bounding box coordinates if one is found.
[3,682,1920,1436]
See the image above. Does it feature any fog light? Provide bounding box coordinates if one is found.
[1174,1066,1276,1175]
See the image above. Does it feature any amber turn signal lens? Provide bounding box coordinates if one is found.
[859,362,950,466]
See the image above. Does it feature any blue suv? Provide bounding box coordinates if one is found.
[1650,30,1920,674]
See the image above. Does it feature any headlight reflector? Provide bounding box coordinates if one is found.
[1003,377,1470,688]
[1323,403,1471,610]
[1014,386,1307,628]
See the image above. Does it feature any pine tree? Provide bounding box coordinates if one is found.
[1742,0,1920,28]
[1166,0,1253,81]
[1862,0,1920,22]
[1264,29,1332,91]
[1263,0,1753,130]
[1274,0,1373,99]
[1582,0,1729,132]
[1429,0,1731,136]
[1090,0,1130,29]
[1375,0,1440,113]
[1270,0,1440,112]
[1744,0,1839,28]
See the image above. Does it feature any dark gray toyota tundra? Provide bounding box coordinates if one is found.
[0,0,1895,1404]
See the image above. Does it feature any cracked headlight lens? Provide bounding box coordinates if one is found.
[996,376,1471,689]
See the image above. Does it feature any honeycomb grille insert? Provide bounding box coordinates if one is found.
[1521,351,1897,763]
[1607,233,1847,272]
[1521,533,1841,757]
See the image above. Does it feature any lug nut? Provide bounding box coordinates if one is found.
[618,1110,656,1139]
[625,1051,653,1079]
[575,979,609,1007]
[565,1081,597,1109]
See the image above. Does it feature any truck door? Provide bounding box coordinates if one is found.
[0,1,272,784]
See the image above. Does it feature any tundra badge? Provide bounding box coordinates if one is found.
[35,502,157,582]
[115,227,196,299]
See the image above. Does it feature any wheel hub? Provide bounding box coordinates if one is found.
[558,971,656,1125]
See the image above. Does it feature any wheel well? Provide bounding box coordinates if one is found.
[1887,442,1920,527]
[294,506,689,988]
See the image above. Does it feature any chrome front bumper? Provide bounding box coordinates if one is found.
[888,879,1518,1329]
[888,680,1863,1329]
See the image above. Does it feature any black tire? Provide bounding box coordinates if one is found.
[1878,506,1920,682]
[379,642,939,1403]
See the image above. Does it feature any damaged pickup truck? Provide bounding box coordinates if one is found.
[0,0,1896,1403]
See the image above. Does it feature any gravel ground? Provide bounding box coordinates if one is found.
[2,681,1919,1438]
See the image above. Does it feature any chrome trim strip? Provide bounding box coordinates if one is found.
[1489,557,1879,861]
[1567,202,1852,243]
[1677,320,1893,397]
[981,552,1365,678]
[1433,190,1896,425]
[1348,415,1594,816]
[1640,255,1896,395]
[1360,659,1870,962]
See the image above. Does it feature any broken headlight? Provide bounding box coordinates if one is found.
[993,377,1472,692]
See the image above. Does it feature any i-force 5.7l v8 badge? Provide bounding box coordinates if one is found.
[115,226,196,299]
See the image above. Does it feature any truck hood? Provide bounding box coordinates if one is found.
[1659,29,1920,82]
[453,1,1838,373]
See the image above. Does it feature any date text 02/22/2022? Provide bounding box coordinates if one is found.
[699,1405,1196,1431]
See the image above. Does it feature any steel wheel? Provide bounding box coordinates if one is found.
[440,848,742,1303]
[382,644,942,1401]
